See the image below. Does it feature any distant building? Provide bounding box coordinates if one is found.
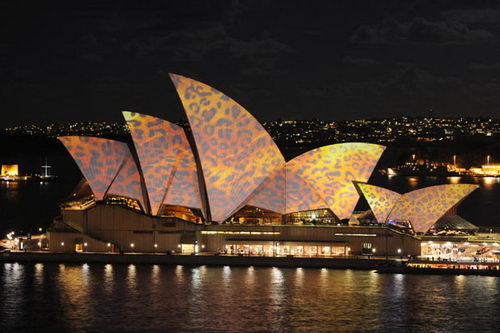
[1,164,18,177]
[470,163,500,176]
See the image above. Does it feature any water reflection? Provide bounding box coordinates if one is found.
[175,265,184,284]
[34,263,44,285]
[222,265,231,286]
[483,176,497,187]
[407,177,419,188]
[191,265,206,290]
[319,267,328,289]
[127,264,136,289]
[103,264,113,294]
[2,264,499,332]
[294,267,304,287]
[245,266,255,288]
[151,265,160,286]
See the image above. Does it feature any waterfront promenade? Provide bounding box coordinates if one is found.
[4,251,500,276]
[1,251,395,269]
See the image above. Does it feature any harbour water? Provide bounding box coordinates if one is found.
[1,263,499,332]
[2,154,500,332]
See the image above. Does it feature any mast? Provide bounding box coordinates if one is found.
[41,157,51,177]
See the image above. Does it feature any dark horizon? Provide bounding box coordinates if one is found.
[4,1,500,126]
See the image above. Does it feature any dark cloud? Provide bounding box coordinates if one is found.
[4,0,500,125]
[342,56,380,66]
[351,17,494,44]
[470,62,500,70]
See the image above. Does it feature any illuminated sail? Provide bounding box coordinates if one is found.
[388,184,478,232]
[287,143,385,219]
[170,74,284,222]
[123,112,203,215]
[59,136,128,200]
[356,183,401,223]
[107,153,146,210]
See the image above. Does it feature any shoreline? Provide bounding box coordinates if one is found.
[3,252,500,276]
[1,251,393,269]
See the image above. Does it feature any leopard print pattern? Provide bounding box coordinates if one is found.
[388,184,478,232]
[356,183,401,223]
[246,166,286,214]
[286,143,385,219]
[107,154,145,210]
[59,136,129,200]
[123,112,203,216]
[285,165,328,213]
[170,74,284,222]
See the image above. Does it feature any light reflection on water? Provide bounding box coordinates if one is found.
[1,263,500,332]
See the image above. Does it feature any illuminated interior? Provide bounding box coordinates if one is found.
[285,209,338,225]
[228,206,282,225]
[224,242,348,256]
[104,195,143,212]
[158,205,203,224]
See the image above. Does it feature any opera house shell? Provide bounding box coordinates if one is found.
[60,74,386,224]
[50,74,477,255]
[356,183,478,233]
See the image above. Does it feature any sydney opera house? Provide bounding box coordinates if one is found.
[48,74,478,257]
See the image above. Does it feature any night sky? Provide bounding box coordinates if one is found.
[4,0,500,126]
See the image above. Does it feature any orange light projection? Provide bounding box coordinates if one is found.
[356,183,401,223]
[247,166,286,214]
[388,184,478,232]
[285,166,328,213]
[107,154,145,210]
[170,74,284,222]
[123,112,203,216]
[59,136,129,200]
[286,143,385,219]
